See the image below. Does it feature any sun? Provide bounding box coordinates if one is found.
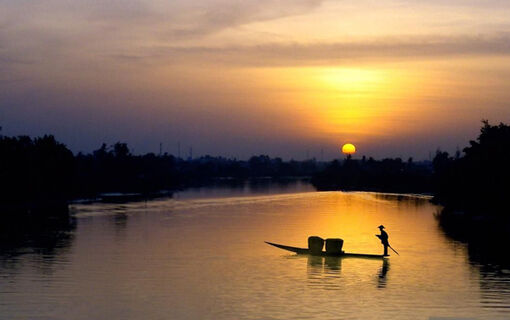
[342,143,356,155]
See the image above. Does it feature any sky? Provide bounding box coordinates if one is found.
[1,0,510,160]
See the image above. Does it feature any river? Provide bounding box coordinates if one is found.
[1,181,509,319]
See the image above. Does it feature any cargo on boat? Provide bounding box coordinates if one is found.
[265,240,385,259]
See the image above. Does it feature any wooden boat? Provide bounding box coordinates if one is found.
[265,241,386,259]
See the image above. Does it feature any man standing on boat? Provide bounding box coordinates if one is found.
[376,225,389,256]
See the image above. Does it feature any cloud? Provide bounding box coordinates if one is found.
[0,0,325,78]
[2,0,510,71]
[0,0,324,40]
[148,34,510,66]
[159,0,324,39]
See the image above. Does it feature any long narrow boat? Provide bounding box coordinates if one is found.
[265,241,386,259]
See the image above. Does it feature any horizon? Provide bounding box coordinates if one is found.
[0,129,445,162]
[2,0,510,160]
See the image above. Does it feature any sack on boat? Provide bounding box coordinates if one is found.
[325,238,344,254]
[308,236,324,254]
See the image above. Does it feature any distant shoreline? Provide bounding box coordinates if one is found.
[68,179,436,207]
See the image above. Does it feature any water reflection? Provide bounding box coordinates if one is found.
[114,211,129,227]
[306,255,343,272]
[324,256,342,271]
[377,259,390,289]
[0,210,76,277]
[174,178,314,200]
[0,213,76,258]
[437,207,510,313]
[306,255,342,291]
[305,255,389,290]
[438,209,510,268]
[2,188,510,320]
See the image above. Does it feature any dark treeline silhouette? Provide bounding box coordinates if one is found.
[0,135,73,216]
[311,155,433,193]
[433,121,510,268]
[1,135,322,215]
[0,134,77,256]
[432,120,510,215]
[2,120,508,218]
[312,120,510,209]
[74,142,180,197]
[75,147,321,197]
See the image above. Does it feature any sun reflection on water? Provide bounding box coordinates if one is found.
[2,189,509,320]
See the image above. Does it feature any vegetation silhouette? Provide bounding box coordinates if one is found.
[0,135,74,216]
[311,155,433,193]
[2,120,508,220]
[433,120,510,214]
[1,135,323,215]
[433,121,510,269]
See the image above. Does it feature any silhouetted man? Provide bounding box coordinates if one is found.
[376,225,389,256]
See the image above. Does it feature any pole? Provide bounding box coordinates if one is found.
[388,245,399,255]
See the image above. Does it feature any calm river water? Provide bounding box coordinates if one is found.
[1,182,510,319]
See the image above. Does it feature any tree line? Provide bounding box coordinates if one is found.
[311,156,433,193]
[432,120,510,216]
[1,120,508,218]
[312,120,510,217]
[0,136,323,215]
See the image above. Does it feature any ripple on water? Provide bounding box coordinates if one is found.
[2,190,510,320]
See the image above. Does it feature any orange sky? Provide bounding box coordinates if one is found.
[2,0,510,159]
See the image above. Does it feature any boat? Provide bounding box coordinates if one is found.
[265,241,386,259]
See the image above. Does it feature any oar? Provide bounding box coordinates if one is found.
[388,244,399,256]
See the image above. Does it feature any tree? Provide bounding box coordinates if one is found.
[433,120,510,214]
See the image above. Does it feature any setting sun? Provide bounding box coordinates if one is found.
[342,143,356,155]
